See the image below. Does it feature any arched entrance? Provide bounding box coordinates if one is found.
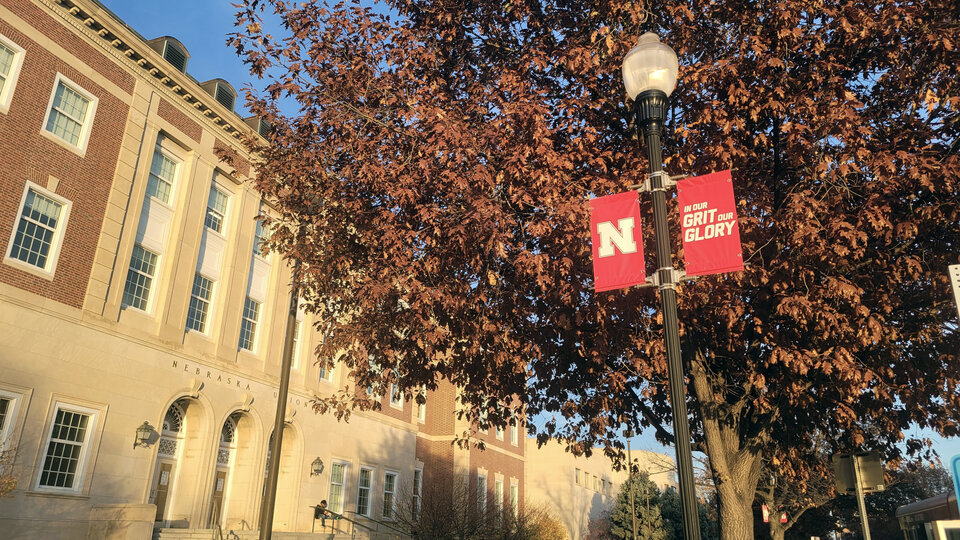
[263,424,302,531]
[212,411,260,531]
[150,397,208,527]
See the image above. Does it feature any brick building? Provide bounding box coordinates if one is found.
[0,1,666,539]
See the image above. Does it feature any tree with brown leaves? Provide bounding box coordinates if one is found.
[229,0,960,537]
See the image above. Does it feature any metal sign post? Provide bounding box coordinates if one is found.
[853,454,873,540]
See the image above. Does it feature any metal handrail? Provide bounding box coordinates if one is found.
[341,510,409,537]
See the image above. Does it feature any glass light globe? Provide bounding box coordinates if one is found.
[622,33,679,99]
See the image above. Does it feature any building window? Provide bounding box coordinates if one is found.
[328,461,347,513]
[575,468,581,485]
[238,296,260,351]
[389,384,403,409]
[0,33,25,114]
[382,471,397,520]
[494,479,503,516]
[510,422,518,445]
[413,468,422,520]
[291,319,303,369]
[253,219,268,256]
[357,466,373,517]
[0,390,20,447]
[510,481,518,517]
[122,245,159,311]
[186,273,213,333]
[477,474,487,513]
[5,184,71,276]
[42,74,98,152]
[496,426,504,441]
[38,404,97,491]
[319,360,334,384]
[205,185,228,233]
[416,387,426,423]
[146,146,179,204]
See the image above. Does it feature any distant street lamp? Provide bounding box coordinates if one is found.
[622,33,702,540]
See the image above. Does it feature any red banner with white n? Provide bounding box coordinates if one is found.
[677,170,743,276]
[590,191,646,292]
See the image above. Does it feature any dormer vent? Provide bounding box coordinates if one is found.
[200,79,237,113]
[244,116,272,138]
[147,37,190,73]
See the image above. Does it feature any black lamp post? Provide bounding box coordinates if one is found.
[622,33,702,540]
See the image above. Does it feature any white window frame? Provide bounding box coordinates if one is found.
[389,384,403,409]
[204,182,230,235]
[121,244,160,312]
[412,468,423,519]
[40,73,98,156]
[510,480,519,517]
[238,296,261,352]
[356,465,374,517]
[496,426,504,441]
[0,389,22,450]
[145,144,181,207]
[477,472,487,513]
[382,470,398,520]
[291,317,303,370]
[416,387,426,423]
[327,460,349,513]
[494,478,504,516]
[575,468,581,485]
[35,401,99,494]
[4,181,72,280]
[318,359,335,384]
[185,272,214,334]
[0,33,26,115]
[510,422,518,446]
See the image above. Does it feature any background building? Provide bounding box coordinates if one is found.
[0,1,664,539]
[525,437,676,540]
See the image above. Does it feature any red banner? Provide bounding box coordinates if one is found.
[590,191,646,292]
[677,170,743,276]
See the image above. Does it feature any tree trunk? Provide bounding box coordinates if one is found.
[716,492,754,540]
[768,521,786,540]
[690,349,766,540]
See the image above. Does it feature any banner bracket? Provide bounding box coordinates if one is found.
[629,171,686,193]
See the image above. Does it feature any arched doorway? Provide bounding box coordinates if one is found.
[150,397,208,527]
[213,411,260,531]
[151,401,185,523]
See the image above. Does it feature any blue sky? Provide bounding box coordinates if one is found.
[97,0,960,472]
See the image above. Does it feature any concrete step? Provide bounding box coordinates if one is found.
[155,529,215,540]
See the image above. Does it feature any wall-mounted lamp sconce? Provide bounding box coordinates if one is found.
[134,421,153,449]
[310,457,324,476]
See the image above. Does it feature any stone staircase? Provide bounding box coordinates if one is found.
[154,529,353,540]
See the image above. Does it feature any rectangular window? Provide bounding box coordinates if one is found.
[318,360,334,383]
[495,479,503,515]
[357,466,373,516]
[382,471,397,520]
[6,185,69,275]
[204,185,228,233]
[510,422,518,445]
[477,474,487,513]
[186,273,213,333]
[146,147,179,204]
[496,426,504,441]
[0,391,17,447]
[122,245,159,311]
[0,33,25,113]
[389,384,403,409]
[43,75,97,151]
[253,219,268,256]
[413,468,422,520]
[38,404,96,491]
[328,461,347,513]
[238,297,260,351]
[510,482,518,517]
[291,319,302,369]
[575,468,581,485]
[417,388,426,423]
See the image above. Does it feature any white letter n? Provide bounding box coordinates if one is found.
[597,218,637,258]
